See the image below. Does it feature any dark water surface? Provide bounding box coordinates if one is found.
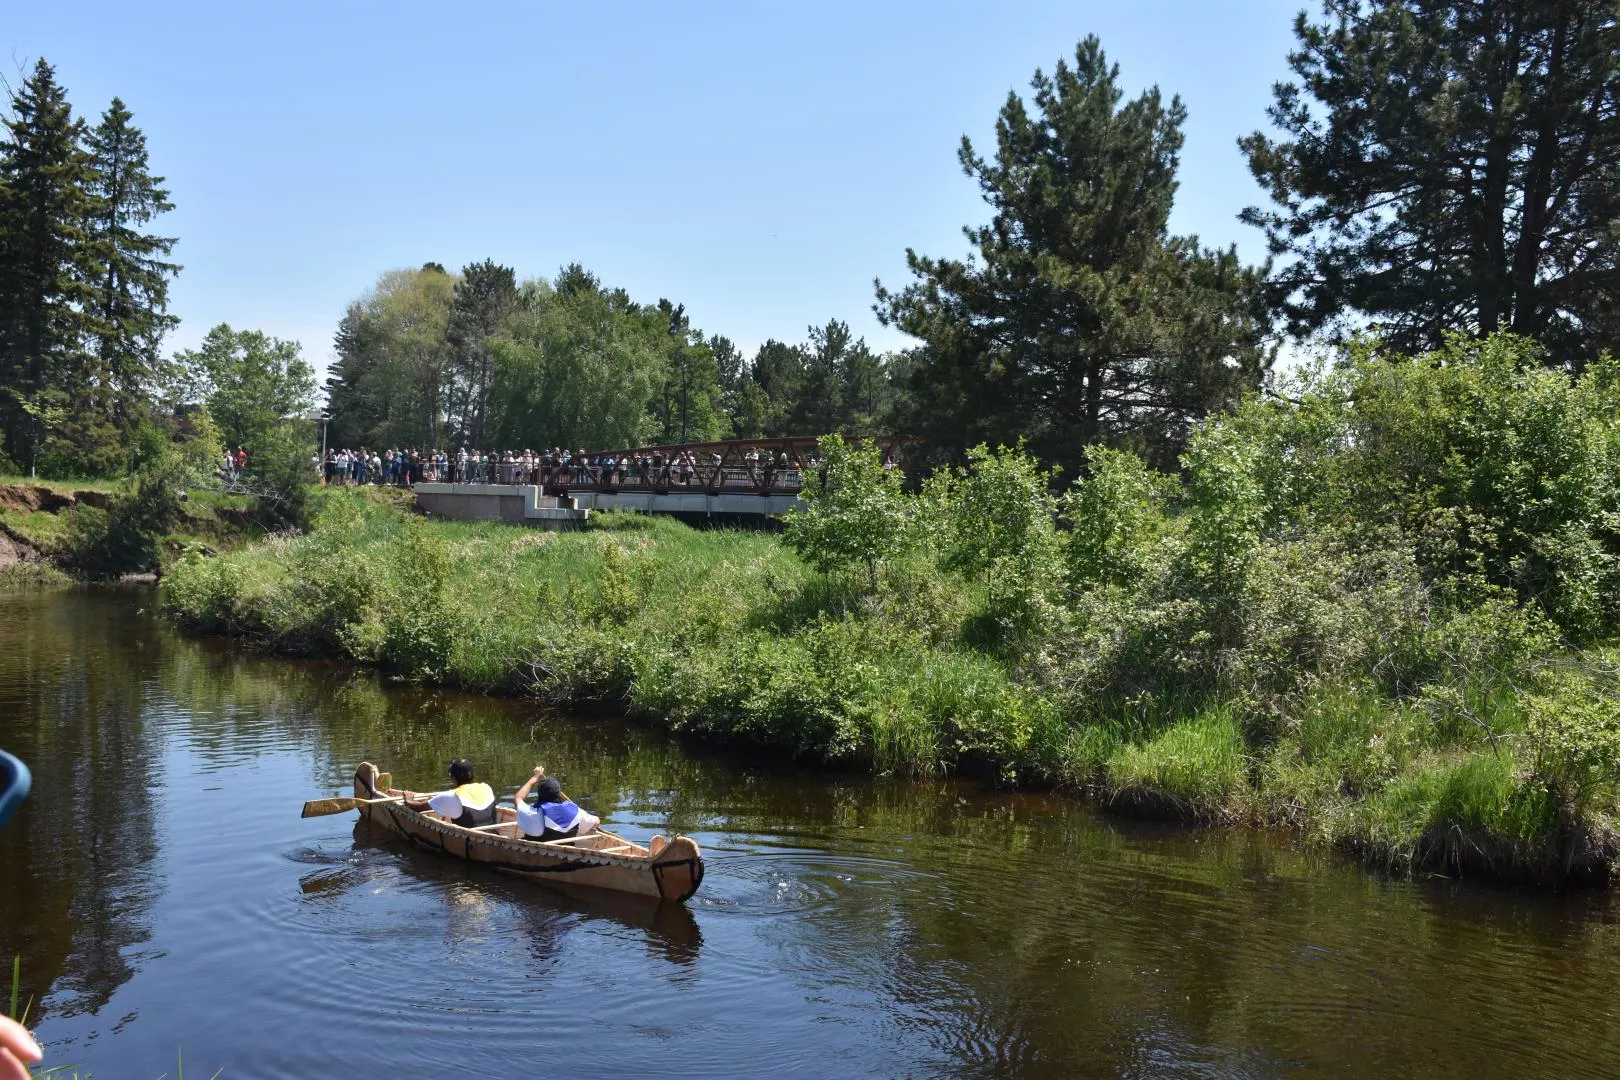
[3,589,1620,1078]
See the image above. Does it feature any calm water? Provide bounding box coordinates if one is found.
[3,589,1620,1078]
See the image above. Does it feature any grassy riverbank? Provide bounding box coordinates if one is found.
[163,337,1620,885]
[162,507,1617,886]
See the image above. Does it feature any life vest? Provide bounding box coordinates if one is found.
[451,782,495,828]
[534,799,586,840]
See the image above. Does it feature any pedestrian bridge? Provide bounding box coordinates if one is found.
[412,436,906,527]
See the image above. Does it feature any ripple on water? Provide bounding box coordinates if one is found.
[697,848,942,917]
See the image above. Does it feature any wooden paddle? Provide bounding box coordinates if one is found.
[300,794,404,818]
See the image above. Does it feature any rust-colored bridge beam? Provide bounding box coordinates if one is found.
[526,435,909,495]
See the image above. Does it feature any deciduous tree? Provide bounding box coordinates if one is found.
[169,323,316,454]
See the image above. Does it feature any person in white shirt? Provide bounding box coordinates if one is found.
[420,759,497,828]
[512,766,599,842]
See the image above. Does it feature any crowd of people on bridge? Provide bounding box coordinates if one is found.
[316,445,804,491]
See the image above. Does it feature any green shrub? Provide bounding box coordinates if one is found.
[1064,444,1179,592]
[58,453,188,578]
[1229,531,1427,703]
[1229,335,1620,641]
[1523,670,1620,818]
[926,443,1066,653]
[783,434,914,587]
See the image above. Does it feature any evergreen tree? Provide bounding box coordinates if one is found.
[327,299,388,449]
[84,97,179,436]
[791,319,850,436]
[876,38,1268,474]
[446,258,517,446]
[1241,0,1620,361]
[840,337,885,432]
[747,339,806,437]
[709,333,748,436]
[0,59,97,467]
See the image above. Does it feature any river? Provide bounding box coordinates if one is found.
[2,588,1618,1078]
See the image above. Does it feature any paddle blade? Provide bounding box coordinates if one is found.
[301,796,363,818]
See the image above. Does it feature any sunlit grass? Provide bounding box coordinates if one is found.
[1105,706,1249,815]
[158,489,1620,883]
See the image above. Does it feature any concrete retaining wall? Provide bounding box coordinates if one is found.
[569,490,803,516]
[412,483,803,526]
[413,484,589,529]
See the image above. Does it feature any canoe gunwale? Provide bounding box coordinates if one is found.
[377,796,651,867]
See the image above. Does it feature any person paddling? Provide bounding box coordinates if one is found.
[422,759,497,828]
[513,766,599,842]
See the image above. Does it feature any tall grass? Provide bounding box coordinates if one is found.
[1344,753,1563,879]
[163,494,1053,779]
[1106,707,1249,818]
[160,490,1620,884]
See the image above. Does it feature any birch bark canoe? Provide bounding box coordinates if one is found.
[351,761,704,903]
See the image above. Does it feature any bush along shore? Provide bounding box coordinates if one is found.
[162,335,1620,887]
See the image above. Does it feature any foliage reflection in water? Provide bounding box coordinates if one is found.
[3,588,1620,1077]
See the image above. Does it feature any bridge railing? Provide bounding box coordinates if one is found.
[449,461,805,494]
[410,436,906,496]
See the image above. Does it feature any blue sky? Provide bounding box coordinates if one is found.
[7,1,1301,376]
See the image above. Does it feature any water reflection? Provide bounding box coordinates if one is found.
[0,588,163,1023]
[348,818,703,963]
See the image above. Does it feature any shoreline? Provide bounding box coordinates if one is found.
[155,490,1620,890]
[168,617,1620,889]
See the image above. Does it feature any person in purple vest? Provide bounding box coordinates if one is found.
[512,766,600,842]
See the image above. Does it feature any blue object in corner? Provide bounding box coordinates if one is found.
[0,750,30,832]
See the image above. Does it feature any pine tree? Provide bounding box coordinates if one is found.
[791,320,850,436]
[876,38,1269,474]
[446,259,517,446]
[746,340,806,438]
[1241,0,1620,361]
[84,97,179,434]
[0,59,97,467]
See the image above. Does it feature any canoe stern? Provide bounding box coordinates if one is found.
[651,837,704,903]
